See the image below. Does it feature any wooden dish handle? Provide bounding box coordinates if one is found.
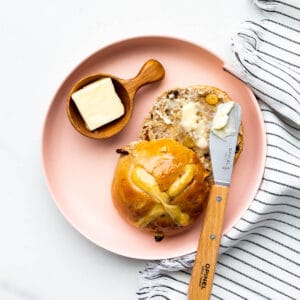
[121,59,165,99]
[188,184,229,300]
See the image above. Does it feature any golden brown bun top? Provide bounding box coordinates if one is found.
[123,139,207,191]
[112,139,209,236]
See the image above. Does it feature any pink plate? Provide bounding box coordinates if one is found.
[42,36,266,259]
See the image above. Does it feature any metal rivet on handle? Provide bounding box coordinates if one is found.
[216,196,222,202]
[210,234,216,240]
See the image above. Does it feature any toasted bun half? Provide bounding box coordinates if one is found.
[111,139,209,241]
[139,85,244,181]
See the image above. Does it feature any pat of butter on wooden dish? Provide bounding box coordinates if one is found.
[71,77,125,131]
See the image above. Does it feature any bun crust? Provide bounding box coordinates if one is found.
[111,139,209,240]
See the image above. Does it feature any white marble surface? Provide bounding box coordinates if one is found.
[0,1,261,299]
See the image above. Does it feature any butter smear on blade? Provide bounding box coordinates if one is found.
[71,77,124,131]
[211,101,235,138]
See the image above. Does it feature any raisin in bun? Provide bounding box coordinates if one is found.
[111,139,209,241]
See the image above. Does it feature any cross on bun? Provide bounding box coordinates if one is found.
[111,139,209,241]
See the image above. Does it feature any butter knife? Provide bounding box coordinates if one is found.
[188,103,242,300]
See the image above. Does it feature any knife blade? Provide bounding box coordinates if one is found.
[188,102,242,300]
[210,103,242,186]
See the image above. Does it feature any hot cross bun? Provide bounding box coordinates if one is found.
[111,139,209,241]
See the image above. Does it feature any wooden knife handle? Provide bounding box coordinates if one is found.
[188,184,229,300]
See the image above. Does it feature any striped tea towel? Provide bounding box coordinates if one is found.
[137,0,300,299]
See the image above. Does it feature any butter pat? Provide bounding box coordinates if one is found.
[181,102,199,131]
[180,102,209,150]
[71,78,125,131]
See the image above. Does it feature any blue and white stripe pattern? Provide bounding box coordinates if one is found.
[138,0,300,299]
